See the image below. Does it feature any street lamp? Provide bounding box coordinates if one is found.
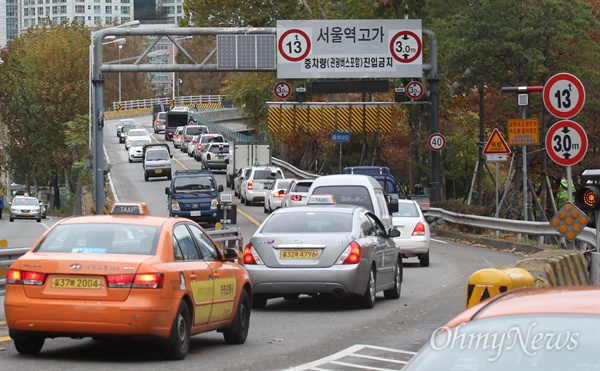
[118,44,122,102]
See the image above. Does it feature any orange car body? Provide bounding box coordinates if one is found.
[5,215,252,358]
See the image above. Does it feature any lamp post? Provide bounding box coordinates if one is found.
[118,44,122,102]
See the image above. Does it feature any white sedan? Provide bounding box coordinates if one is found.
[391,199,434,267]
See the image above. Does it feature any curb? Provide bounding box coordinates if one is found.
[432,228,546,254]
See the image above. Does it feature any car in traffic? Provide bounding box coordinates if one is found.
[181,125,209,153]
[9,196,45,222]
[116,118,137,137]
[143,145,172,181]
[391,199,435,267]
[264,178,293,214]
[281,179,315,208]
[127,137,152,163]
[403,286,600,370]
[193,133,226,161]
[240,166,285,206]
[124,128,151,150]
[234,166,251,198]
[201,142,230,171]
[153,111,167,134]
[165,169,224,227]
[172,126,185,149]
[5,214,252,360]
[118,122,139,143]
[186,135,199,157]
[243,195,402,309]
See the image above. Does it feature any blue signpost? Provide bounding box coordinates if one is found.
[331,131,350,142]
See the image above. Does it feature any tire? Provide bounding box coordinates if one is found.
[144,173,149,182]
[128,158,132,163]
[263,204,269,213]
[356,267,376,309]
[163,301,191,360]
[252,294,268,309]
[10,218,14,222]
[419,250,430,267]
[384,260,402,299]
[37,218,41,222]
[222,290,251,345]
[244,196,251,206]
[167,174,172,181]
[13,336,45,354]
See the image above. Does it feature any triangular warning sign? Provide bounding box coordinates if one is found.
[483,128,511,155]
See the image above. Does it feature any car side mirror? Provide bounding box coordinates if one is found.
[388,228,401,238]
[165,187,171,195]
[222,247,241,261]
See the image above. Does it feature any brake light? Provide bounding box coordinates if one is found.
[243,244,257,264]
[338,241,361,265]
[7,269,47,285]
[168,131,173,138]
[107,273,163,288]
[413,222,426,236]
[290,194,302,202]
[275,190,286,198]
[248,180,254,190]
[206,153,212,160]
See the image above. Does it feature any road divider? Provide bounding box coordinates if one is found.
[466,250,590,308]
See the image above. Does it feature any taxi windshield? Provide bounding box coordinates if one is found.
[35,224,160,255]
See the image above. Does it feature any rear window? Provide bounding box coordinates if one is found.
[254,169,283,180]
[35,224,160,255]
[312,186,373,212]
[294,182,313,192]
[146,149,169,160]
[158,112,167,119]
[393,203,420,217]
[208,144,230,154]
[186,126,208,135]
[260,212,353,233]
[201,135,224,143]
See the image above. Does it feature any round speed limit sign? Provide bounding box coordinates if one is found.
[428,133,446,151]
[273,82,291,99]
[278,29,311,62]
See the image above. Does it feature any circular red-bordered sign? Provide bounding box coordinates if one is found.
[389,31,422,64]
[406,81,424,100]
[273,81,291,99]
[278,29,311,62]
[543,73,586,119]
[428,133,446,151]
[545,120,588,166]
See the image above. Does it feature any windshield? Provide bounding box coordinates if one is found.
[146,150,169,161]
[131,139,151,148]
[261,211,353,233]
[406,314,599,370]
[35,224,160,255]
[128,130,147,137]
[13,197,39,206]
[173,176,216,193]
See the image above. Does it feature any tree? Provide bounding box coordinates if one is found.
[0,21,90,207]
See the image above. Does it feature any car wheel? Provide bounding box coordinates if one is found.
[13,336,45,354]
[9,218,14,222]
[419,250,430,267]
[252,294,268,309]
[128,158,132,163]
[163,301,191,360]
[244,196,251,206]
[356,266,376,309]
[384,260,402,299]
[144,174,149,181]
[37,218,41,222]
[222,290,251,345]
[263,204,269,213]
[167,174,172,181]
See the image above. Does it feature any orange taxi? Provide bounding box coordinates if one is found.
[5,214,252,360]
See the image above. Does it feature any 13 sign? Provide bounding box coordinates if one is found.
[543,73,586,119]
[545,120,588,166]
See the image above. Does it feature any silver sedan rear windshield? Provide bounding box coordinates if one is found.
[260,212,353,233]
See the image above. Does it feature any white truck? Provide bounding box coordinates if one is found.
[226,143,271,189]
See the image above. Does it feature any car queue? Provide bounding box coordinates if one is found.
[5,114,596,370]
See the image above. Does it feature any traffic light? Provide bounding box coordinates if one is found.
[394,87,406,103]
[295,87,307,103]
[575,184,600,210]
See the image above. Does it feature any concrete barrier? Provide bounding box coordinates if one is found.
[466,250,590,308]
[466,267,534,308]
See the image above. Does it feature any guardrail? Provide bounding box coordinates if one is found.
[426,207,597,251]
[111,95,227,111]
[0,228,243,294]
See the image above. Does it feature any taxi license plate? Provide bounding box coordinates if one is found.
[155,169,162,174]
[280,250,318,259]
[190,211,202,216]
[51,277,102,289]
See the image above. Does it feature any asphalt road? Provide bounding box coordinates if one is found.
[0,115,525,370]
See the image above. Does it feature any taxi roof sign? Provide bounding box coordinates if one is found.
[110,201,150,215]
[306,194,337,205]
[483,128,511,155]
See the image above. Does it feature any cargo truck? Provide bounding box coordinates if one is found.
[164,106,190,141]
[226,143,271,189]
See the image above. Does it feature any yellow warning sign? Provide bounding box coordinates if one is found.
[483,128,511,155]
[116,103,123,111]
[508,118,539,146]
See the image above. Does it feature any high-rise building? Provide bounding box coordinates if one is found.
[1,0,19,48]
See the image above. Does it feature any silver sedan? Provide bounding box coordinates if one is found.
[243,202,402,309]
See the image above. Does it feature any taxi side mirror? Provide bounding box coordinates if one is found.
[222,247,241,261]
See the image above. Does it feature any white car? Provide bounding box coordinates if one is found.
[391,199,435,267]
[172,126,185,149]
[263,178,294,214]
[124,128,150,150]
[240,166,285,206]
[128,137,152,163]
[281,179,314,208]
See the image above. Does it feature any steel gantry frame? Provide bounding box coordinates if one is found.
[90,26,440,214]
